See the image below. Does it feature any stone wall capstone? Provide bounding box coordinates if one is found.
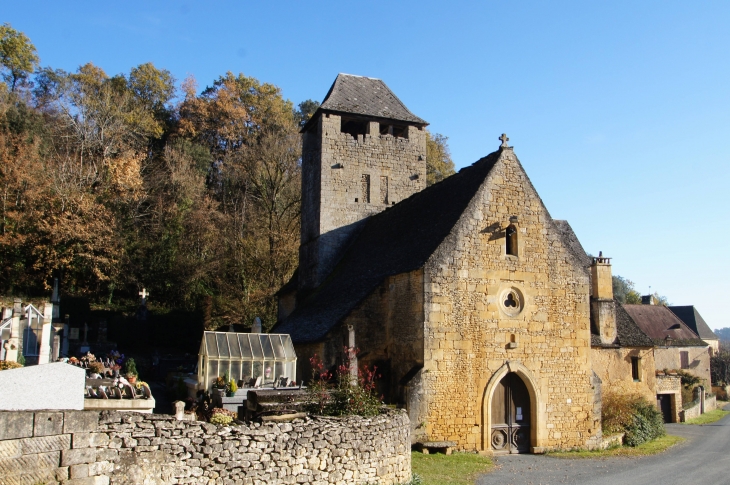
[0,409,411,485]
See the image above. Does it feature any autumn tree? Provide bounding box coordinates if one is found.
[426,130,455,186]
[0,23,39,92]
[612,275,642,304]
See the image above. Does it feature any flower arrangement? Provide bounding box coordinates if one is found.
[0,361,23,371]
[209,407,236,425]
[226,379,238,397]
[88,362,105,374]
[214,375,227,389]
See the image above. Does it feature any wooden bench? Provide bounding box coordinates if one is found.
[416,441,457,455]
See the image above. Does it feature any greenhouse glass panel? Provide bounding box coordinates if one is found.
[250,335,263,359]
[271,335,285,359]
[239,334,253,359]
[209,360,219,387]
[260,335,274,359]
[228,333,242,358]
[205,333,218,357]
[282,335,295,359]
[230,361,241,382]
[274,362,285,382]
[242,361,252,381]
[253,361,263,379]
[216,333,230,358]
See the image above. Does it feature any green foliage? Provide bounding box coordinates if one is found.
[602,391,665,447]
[296,99,320,127]
[209,407,235,425]
[425,131,455,186]
[612,275,642,304]
[0,23,39,91]
[124,357,138,377]
[410,451,493,485]
[711,343,730,386]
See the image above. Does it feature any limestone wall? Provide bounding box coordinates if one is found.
[421,148,598,452]
[591,347,656,404]
[0,409,411,485]
[654,346,711,386]
[299,114,427,289]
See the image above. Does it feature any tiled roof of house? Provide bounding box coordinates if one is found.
[273,149,503,342]
[623,304,708,347]
[591,301,655,347]
[301,73,427,132]
[668,305,718,341]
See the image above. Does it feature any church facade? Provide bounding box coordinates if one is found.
[275,74,602,453]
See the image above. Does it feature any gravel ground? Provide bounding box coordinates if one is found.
[476,405,730,485]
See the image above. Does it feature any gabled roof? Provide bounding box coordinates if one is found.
[591,301,655,348]
[668,305,718,341]
[301,73,427,132]
[623,304,708,347]
[273,149,503,342]
[553,220,592,270]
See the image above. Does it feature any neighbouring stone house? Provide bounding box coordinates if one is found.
[624,303,712,387]
[668,305,719,355]
[275,74,602,454]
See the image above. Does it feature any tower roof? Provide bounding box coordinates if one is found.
[301,73,427,132]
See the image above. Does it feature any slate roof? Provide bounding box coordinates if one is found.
[623,304,708,347]
[668,305,718,341]
[591,301,655,348]
[273,149,503,343]
[301,74,427,132]
[553,220,592,271]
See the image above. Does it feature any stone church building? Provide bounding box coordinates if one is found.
[275,73,605,454]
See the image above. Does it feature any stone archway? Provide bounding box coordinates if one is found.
[482,361,543,454]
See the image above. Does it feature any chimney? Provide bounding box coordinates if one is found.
[641,295,656,305]
[590,252,617,345]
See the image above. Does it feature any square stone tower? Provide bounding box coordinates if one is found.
[298,74,428,290]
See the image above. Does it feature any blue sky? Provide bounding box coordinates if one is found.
[6,1,730,329]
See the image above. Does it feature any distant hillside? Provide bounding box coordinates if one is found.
[713,327,730,342]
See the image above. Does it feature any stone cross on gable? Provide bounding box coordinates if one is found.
[499,133,510,148]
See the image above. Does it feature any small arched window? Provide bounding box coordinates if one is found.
[506,224,518,256]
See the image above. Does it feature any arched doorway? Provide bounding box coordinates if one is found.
[490,372,531,454]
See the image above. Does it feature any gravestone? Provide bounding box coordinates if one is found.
[0,362,85,410]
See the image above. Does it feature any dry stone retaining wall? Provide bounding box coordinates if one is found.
[0,409,411,485]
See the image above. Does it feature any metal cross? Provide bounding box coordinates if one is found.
[139,288,149,300]
[499,133,510,147]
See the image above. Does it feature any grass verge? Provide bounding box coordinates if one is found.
[681,408,730,425]
[547,434,684,458]
[411,451,493,485]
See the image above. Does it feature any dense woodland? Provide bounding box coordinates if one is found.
[0,24,455,331]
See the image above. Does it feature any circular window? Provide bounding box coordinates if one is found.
[500,287,524,317]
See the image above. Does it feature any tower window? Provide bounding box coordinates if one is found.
[379,123,409,139]
[506,224,518,256]
[341,118,367,138]
[361,174,370,203]
[380,176,388,204]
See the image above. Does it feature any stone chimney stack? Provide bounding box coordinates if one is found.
[641,295,656,305]
[590,253,617,345]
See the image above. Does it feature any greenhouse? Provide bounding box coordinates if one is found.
[197,332,297,391]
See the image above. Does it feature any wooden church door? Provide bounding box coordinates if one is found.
[491,372,531,454]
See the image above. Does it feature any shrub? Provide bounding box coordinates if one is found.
[0,361,22,371]
[602,391,665,446]
[228,379,237,393]
[712,386,728,401]
[306,347,382,417]
[124,358,138,377]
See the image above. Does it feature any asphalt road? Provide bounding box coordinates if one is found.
[476,406,730,485]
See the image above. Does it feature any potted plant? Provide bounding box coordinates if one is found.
[227,379,237,397]
[124,358,138,384]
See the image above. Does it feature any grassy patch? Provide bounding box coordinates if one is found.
[411,451,493,485]
[681,409,730,425]
[547,434,684,458]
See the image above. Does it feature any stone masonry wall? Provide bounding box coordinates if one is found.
[0,409,411,485]
[421,147,598,452]
[299,114,426,289]
[654,347,711,386]
[591,347,656,405]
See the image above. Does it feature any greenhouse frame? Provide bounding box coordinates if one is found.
[197,332,297,391]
